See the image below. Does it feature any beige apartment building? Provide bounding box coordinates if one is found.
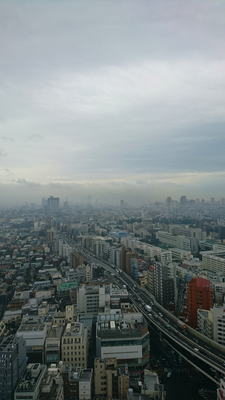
[94,358,118,398]
[61,322,88,368]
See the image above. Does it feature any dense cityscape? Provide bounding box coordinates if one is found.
[0,196,225,399]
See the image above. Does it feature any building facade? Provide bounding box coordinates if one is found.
[96,311,149,370]
[187,278,213,329]
[0,335,26,400]
[61,322,88,368]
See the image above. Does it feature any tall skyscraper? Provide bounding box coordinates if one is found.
[166,196,172,210]
[120,200,125,209]
[47,196,60,213]
[180,195,187,207]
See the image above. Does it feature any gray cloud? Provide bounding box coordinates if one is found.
[0,149,7,157]
[2,136,14,142]
[27,134,42,141]
[0,1,224,200]
[13,178,41,187]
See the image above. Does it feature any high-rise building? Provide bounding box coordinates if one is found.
[154,263,177,309]
[47,196,60,213]
[47,228,56,242]
[61,322,88,368]
[42,197,47,207]
[130,258,138,282]
[187,278,212,329]
[147,265,155,296]
[71,252,84,269]
[166,196,172,210]
[213,304,225,346]
[121,247,138,275]
[120,200,125,209]
[180,195,187,207]
[0,335,26,400]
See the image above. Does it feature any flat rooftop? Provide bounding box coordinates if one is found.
[48,325,63,339]
[17,323,45,332]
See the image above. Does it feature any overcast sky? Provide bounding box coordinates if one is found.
[0,1,225,204]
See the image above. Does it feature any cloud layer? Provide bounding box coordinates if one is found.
[0,1,225,203]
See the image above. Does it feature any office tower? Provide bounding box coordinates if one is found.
[120,200,125,209]
[0,335,26,400]
[180,195,187,207]
[166,196,172,210]
[42,197,47,207]
[211,197,215,204]
[187,278,212,329]
[47,196,60,213]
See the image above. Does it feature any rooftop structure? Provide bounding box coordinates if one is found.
[96,310,149,369]
[14,363,47,400]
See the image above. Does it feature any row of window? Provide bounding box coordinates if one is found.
[63,355,85,361]
[63,358,85,367]
[63,338,81,344]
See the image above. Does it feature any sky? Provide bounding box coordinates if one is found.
[0,1,225,205]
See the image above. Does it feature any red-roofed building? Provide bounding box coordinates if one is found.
[187,277,212,328]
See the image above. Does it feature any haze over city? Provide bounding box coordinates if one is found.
[0,1,225,205]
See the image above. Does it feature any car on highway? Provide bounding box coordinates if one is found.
[194,348,199,352]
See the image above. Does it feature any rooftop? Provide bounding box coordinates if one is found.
[63,322,83,337]
[48,325,63,339]
[16,363,46,393]
[0,335,17,352]
[17,323,46,332]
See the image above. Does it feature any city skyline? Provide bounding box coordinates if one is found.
[0,1,225,205]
